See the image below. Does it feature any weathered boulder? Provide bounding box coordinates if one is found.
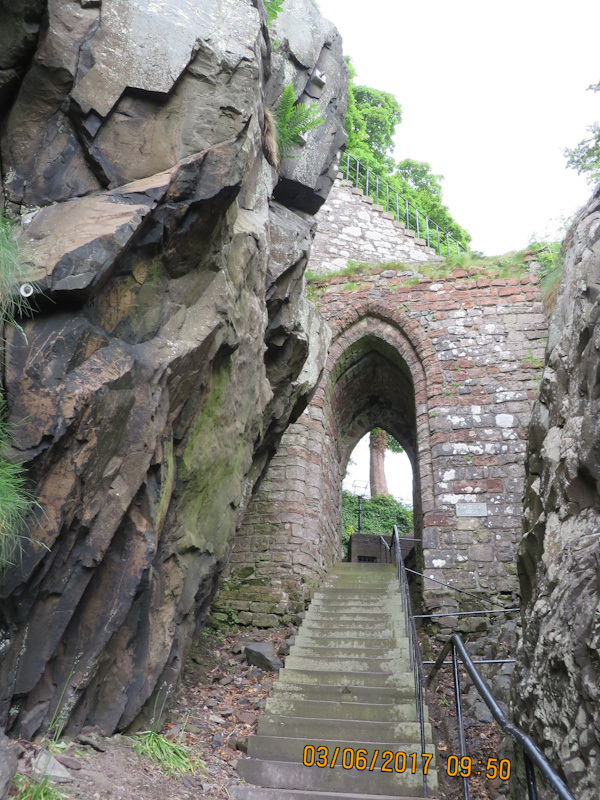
[514,186,600,799]
[0,0,345,739]
[0,730,17,800]
[244,642,283,672]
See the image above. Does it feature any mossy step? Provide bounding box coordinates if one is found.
[248,735,437,768]
[237,757,437,796]
[290,639,408,658]
[317,578,401,597]
[284,655,409,673]
[272,683,415,704]
[301,619,401,632]
[306,600,403,611]
[257,714,433,743]
[302,615,398,628]
[277,668,412,689]
[265,697,419,723]
[294,634,399,649]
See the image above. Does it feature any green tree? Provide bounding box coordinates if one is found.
[369,428,405,498]
[341,491,413,555]
[343,58,471,248]
[565,82,600,185]
[345,59,401,175]
[390,160,471,245]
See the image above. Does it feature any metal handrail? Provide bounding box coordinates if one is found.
[389,525,429,797]
[343,151,469,258]
[426,635,576,800]
[384,530,576,800]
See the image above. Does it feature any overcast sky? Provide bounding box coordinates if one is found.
[318,0,600,255]
[333,1,599,496]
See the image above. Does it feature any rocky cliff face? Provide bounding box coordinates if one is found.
[0,0,345,737]
[515,187,600,798]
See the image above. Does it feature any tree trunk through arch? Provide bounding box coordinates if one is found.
[369,428,388,497]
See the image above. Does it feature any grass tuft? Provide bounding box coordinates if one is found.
[0,396,37,577]
[129,730,205,777]
[0,215,36,335]
[10,774,63,800]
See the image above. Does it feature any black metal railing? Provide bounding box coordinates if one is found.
[382,527,429,796]
[380,527,576,800]
[427,636,576,800]
[343,152,468,258]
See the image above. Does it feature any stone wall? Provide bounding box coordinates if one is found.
[511,187,600,800]
[222,265,547,629]
[308,176,441,274]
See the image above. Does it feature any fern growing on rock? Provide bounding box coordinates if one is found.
[274,84,324,162]
[265,0,284,26]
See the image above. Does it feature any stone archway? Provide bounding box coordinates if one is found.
[217,268,547,634]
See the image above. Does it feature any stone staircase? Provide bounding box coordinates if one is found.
[231,562,438,800]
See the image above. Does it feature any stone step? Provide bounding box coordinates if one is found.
[257,714,432,743]
[290,645,408,661]
[264,697,418,723]
[305,603,401,625]
[306,603,402,614]
[295,626,398,647]
[300,626,400,639]
[277,668,411,689]
[315,578,401,602]
[230,787,432,800]
[272,683,415,705]
[237,757,437,797]
[284,655,409,673]
[306,604,401,615]
[300,620,397,634]
[248,735,437,768]
[237,561,437,799]
[308,597,399,606]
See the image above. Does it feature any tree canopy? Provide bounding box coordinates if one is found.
[565,82,600,186]
[344,57,471,247]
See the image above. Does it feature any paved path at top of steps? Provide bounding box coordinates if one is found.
[232,563,438,800]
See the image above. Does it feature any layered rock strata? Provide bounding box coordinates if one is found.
[515,187,600,799]
[0,0,346,738]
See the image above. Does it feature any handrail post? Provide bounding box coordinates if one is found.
[452,643,470,800]
[524,753,539,800]
[342,151,470,258]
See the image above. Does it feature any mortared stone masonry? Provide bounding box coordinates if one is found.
[214,177,548,632]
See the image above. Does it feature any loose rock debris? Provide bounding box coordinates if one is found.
[8,626,291,800]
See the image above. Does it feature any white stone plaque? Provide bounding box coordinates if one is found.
[456,502,488,517]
